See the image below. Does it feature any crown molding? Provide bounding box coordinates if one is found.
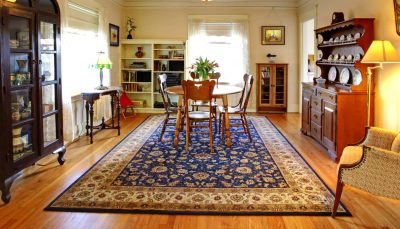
[119,0,299,8]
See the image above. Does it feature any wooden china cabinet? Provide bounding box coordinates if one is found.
[0,0,65,203]
[301,18,374,162]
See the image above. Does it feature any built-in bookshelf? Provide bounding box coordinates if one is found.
[120,39,186,112]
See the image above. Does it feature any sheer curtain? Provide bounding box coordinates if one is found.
[187,15,249,86]
[60,0,111,143]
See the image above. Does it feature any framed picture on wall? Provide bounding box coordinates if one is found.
[261,26,285,45]
[109,23,119,46]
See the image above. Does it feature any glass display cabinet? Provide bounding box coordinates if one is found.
[256,63,288,112]
[0,0,65,204]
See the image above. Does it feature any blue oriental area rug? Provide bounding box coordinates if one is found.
[46,115,350,216]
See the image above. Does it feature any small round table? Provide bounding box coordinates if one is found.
[165,84,243,148]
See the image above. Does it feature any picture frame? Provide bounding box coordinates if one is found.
[394,0,400,35]
[109,23,119,47]
[261,26,285,45]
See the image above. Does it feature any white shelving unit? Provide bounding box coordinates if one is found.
[120,39,186,113]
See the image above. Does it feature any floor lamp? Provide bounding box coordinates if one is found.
[361,40,400,126]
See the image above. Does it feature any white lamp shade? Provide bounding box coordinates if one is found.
[361,40,400,63]
[96,52,112,69]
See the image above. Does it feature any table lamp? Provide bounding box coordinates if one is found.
[361,40,400,126]
[95,52,112,90]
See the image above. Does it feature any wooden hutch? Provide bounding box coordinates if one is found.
[301,18,374,161]
[0,0,65,203]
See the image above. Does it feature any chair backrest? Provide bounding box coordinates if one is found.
[181,80,215,104]
[209,72,221,86]
[240,74,254,111]
[158,74,173,111]
[235,74,250,107]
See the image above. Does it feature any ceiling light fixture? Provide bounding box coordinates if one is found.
[201,0,213,2]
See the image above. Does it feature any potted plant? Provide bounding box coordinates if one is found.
[126,17,136,39]
[189,57,219,81]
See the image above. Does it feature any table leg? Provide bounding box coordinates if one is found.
[85,101,89,136]
[116,93,121,135]
[111,94,115,128]
[173,95,183,148]
[222,95,231,147]
[89,100,94,144]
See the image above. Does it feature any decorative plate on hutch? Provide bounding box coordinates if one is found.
[353,69,362,85]
[333,54,340,61]
[340,67,350,84]
[354,32,361,40]
[346,54,353,62]
[339,35,345,42]
[317,50,323,60]
[317,34,324,44]
[328,66,337,82]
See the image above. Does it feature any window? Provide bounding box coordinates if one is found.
[188,16,249,85]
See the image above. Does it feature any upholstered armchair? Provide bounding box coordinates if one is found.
[332,127,400,217]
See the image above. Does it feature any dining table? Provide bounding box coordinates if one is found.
[165,84,243,148]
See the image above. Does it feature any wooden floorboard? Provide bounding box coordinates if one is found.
[0,113,399,229]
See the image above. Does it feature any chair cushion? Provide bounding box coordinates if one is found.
[363,127,398,150]
[120,91,134,107]
[339,146,363,166]
[192,100,217,107]
[218,105,242,113]
[189,111,210,119]
[391,134,400,153]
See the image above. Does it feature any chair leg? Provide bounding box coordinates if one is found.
[209,117,214,153]
[243,114,252,142]
[185,115,190,152]
[331,179,345,218]
[159,113,169,142]
[221,114,225,144]
[218,112,222,134]
[121,108,127,119]
[213,107,217,132]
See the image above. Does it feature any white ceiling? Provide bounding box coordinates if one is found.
[114,0,310,8]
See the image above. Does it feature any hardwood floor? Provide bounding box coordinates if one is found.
[0,113,399,229]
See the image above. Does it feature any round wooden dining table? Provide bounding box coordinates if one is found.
[165,84,243,148]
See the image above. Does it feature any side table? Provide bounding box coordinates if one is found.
[81,86,121,144]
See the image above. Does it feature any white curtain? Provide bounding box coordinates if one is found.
[60,0,111,143]
[187,15,249,86]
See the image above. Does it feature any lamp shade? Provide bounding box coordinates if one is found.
[361,40,400,64]
[96,52,112,69]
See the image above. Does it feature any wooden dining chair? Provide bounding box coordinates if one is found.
[218,74,254,142]
[182,79,216,152]
[158,74,184,141]
[191,72,221,130]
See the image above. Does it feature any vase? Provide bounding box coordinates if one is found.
[127,31,132,39]
[135,47,144,58]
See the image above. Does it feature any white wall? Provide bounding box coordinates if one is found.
[122,7,299,112]
[311,0,400,130]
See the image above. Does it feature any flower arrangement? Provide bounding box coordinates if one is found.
[126,17,136,39]
[189,57,219,80]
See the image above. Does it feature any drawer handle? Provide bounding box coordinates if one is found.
[314,101,318,105]
[314,128,317,132]
[329,95,334,100]
[318,92,322,95]
[313,114,318,119]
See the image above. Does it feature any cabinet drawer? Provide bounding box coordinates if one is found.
[311,109,322,125]
[311,122,322,141]
[317,90,336,104]
[311,96,322,111]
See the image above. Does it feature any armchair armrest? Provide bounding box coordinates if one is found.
[361,127,398,150]
[339,145,400,199]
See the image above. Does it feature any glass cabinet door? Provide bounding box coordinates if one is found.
[8,9,37,163]
[40,19,60,147]
[260,66,272,105]
[274,66,286,106]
